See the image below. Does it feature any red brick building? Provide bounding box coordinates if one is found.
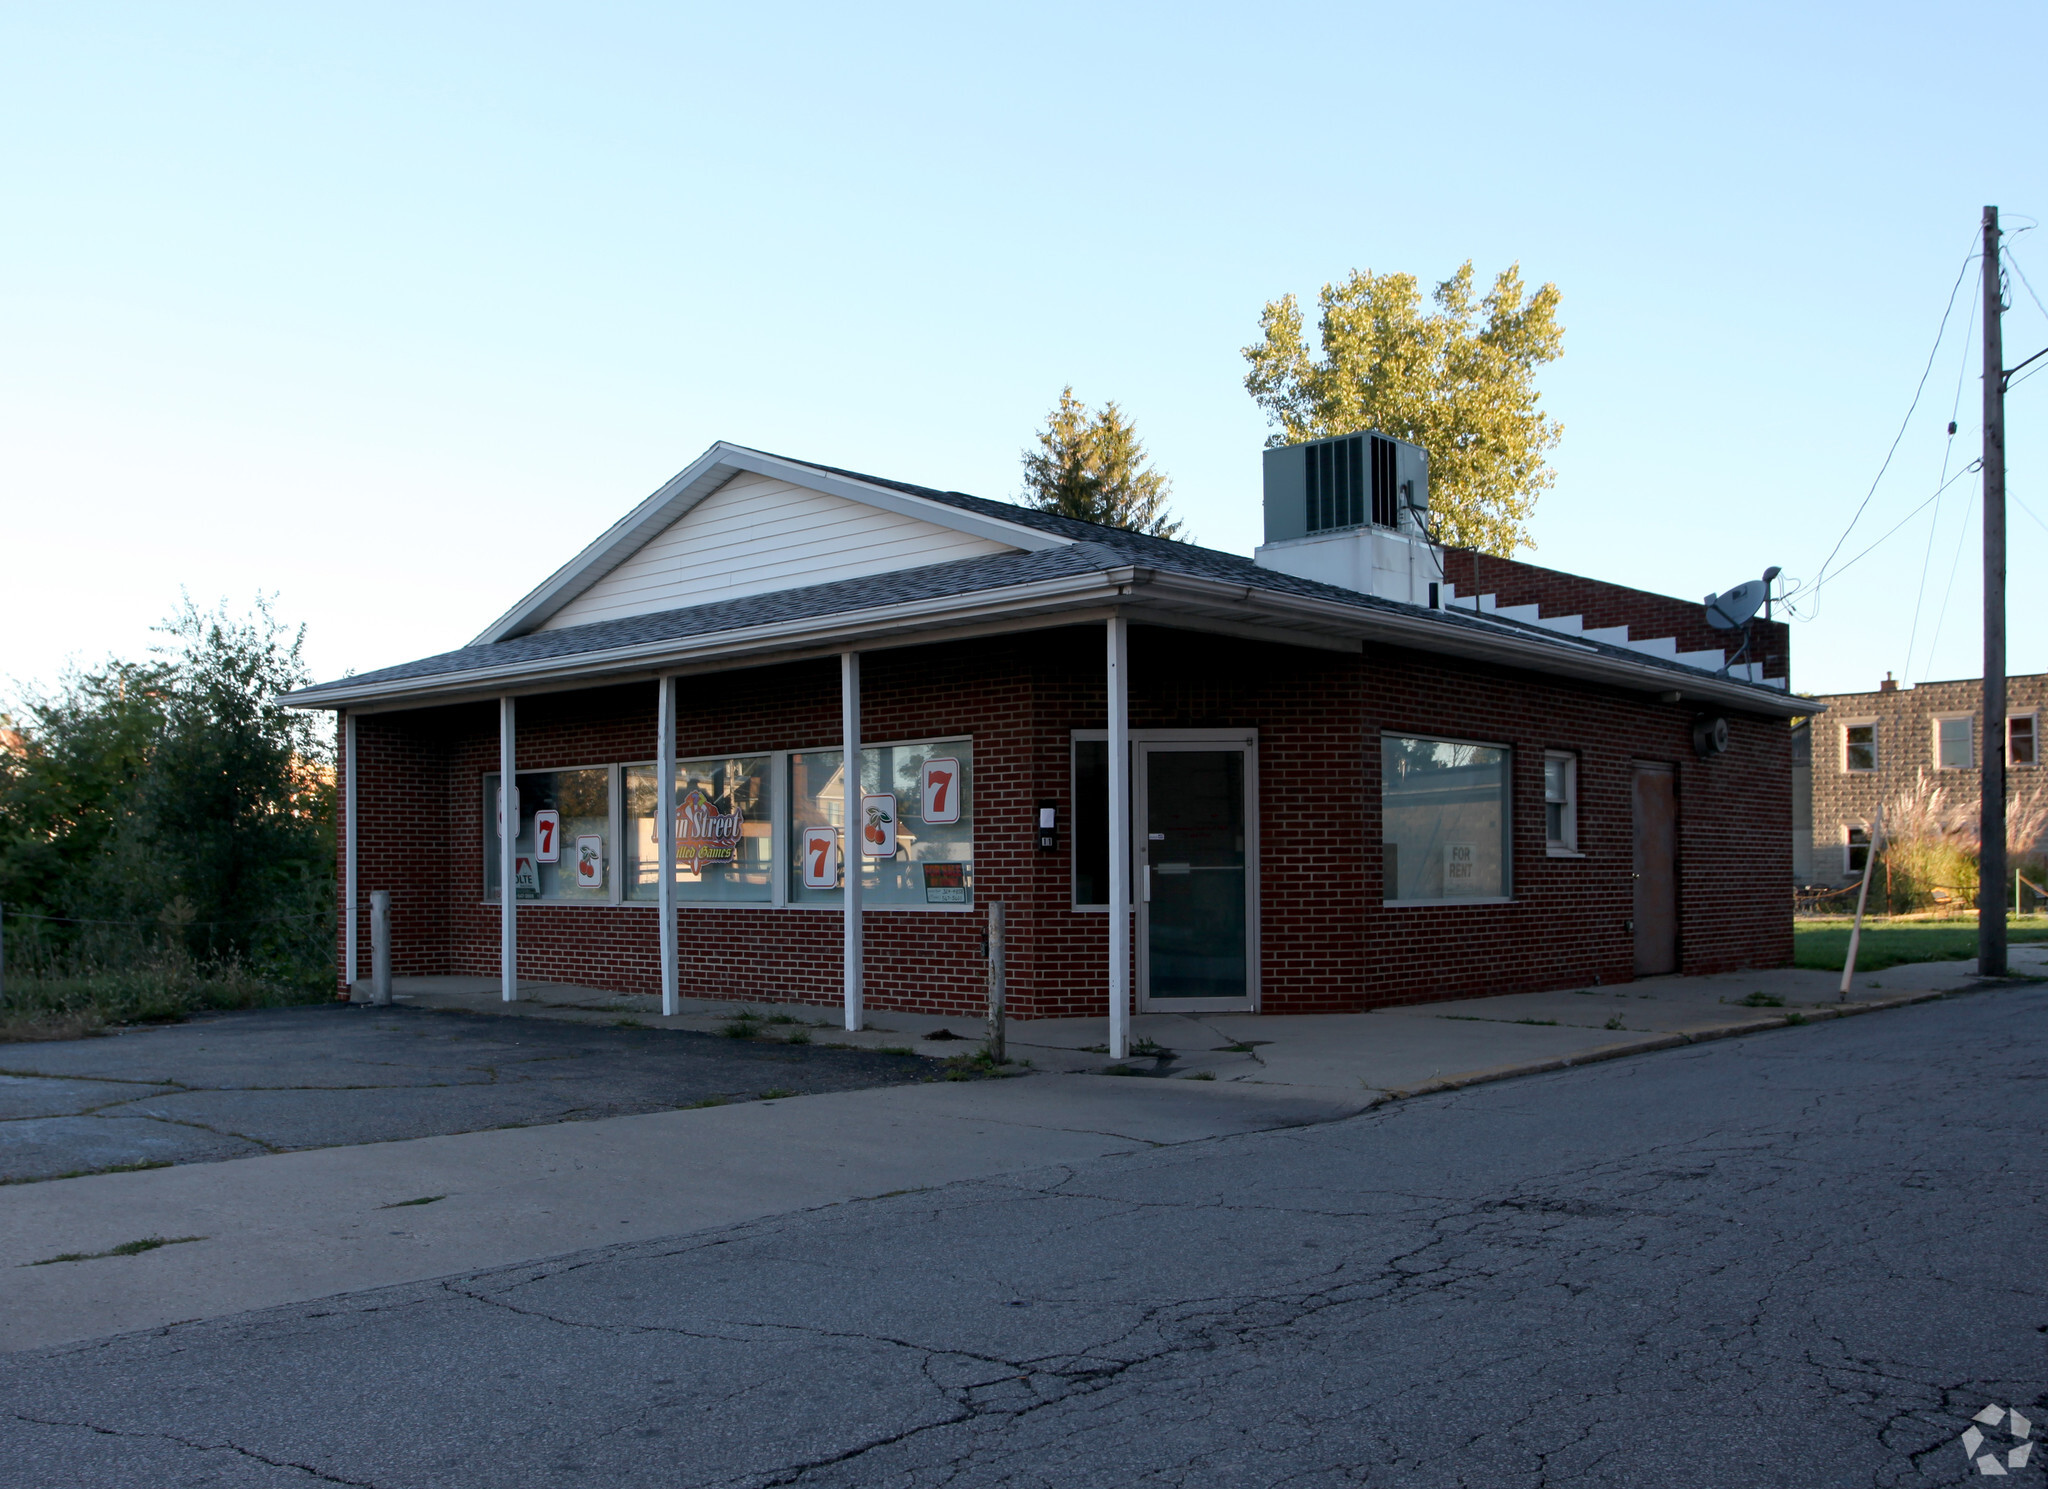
[287,438,1801,1056]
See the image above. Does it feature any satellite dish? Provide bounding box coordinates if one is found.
[1704,579,1768,631]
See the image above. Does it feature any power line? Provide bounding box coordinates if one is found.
[1903,262,1983,681]
[1809,461,1980,593]
[1923,480,1980,685]
[1808,242,1981,609]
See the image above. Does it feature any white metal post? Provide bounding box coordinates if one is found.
[657,675,679,1017]
[343,711,358,994]
[499,695,518,1003]
[841,651,863,1032]
[1106,616,1130,1060]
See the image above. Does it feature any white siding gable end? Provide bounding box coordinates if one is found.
[540,472,1020,632]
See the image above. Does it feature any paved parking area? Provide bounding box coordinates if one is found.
[0,1005,936,1183]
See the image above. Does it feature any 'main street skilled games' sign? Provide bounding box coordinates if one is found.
[674,790,745,874]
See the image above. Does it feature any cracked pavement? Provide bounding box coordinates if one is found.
[0,1006,936,1183]
[2,984,2042,1487]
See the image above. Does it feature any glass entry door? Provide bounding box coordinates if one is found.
[1136,743,1256,1010]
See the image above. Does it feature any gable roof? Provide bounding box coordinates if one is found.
[286,444,1808,720]
[474,443,1071,644]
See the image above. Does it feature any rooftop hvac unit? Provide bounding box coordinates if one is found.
[1261,430,1429,545]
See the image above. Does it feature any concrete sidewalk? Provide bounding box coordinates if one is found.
[372,946,2048,1091]
[6,949,2039,1355]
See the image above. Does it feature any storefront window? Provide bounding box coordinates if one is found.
[622,756,773,903]
[788,739,973,907]
[1381,735,1511,903]
[484,768,611,903]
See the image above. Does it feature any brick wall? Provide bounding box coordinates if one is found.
[1449,550,1792,687]
[339,626,1793,1016]
[1806,673,2048,883]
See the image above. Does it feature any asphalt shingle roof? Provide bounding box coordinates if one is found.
[299,452,1784,702]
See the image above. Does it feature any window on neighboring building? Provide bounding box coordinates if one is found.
[1543,752,1578,852]
[2010,714,2038,768]
[1845,824,1871,877]
[1935,715,1975,770]
[787,738,973,907]
[483,767,612,903]
[1843,722,1876,773]
[621,755,773,903]
[1382,734,1512,903]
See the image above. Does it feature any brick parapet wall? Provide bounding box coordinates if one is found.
[1448,550,1792,687]
[1806,673,2048,883]
[339,626,1792,1016]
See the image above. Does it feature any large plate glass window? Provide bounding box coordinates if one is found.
[484,768,611,902]
[622,756,773,903]
[1381,735,1511,903]
[1071,739,1112,908]
[788,739,972,907]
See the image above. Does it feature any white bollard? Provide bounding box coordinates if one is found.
[370,890,392,1006]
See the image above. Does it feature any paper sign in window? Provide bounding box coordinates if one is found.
[921,757,961,825]
[801,827,840,889]
[533,809,561,864]
[923,861,966,904]
[860,793,898,858]
[574,834,603,889]
[513,855,539,900]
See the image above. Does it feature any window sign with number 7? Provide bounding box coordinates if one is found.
[921,757,960,825]
[533,808,561,863]
[801,826,840,889]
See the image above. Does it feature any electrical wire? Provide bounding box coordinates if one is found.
[1807,461,1980,593]
[2016,490,2048,537]
[1922,479,1979,685]
[1807,243,1981,610]
[1903,263,1982,682]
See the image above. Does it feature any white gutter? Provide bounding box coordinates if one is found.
[287,563,1812,720]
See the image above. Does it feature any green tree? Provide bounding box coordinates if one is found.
[1242,261,1564,555]
[0,597,334,981]
[1021,386,1184,540]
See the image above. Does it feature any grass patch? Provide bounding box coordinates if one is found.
[1513,1018,1558,1026]
[782,1028,812,1045]
[1,1159,173,1187]
[612,1017,646,1029]
[685,1095,729,1108]
[1101,1062,1145,1076]
[1783,1011,1808,1026]
[720,1015,760,1039]
[874,1044,916,1056]
[758,1087,797,1100]
[1736,992,1786,1008]
[380,1195,445,1209]
[1604,1015,1624,1030]
[1184,1070,1217,1080]
[1128,1037,1175,1059]
[26,1235,204,1266]
[1793,915,2048,973]
[1,959,330,1043]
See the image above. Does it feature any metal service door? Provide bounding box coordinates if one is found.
[1137,743,1256,1011]
[1632,762,1679,975]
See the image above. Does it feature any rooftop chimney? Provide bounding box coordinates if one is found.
[1880,672,1898,692]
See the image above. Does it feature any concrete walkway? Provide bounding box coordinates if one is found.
[6,948,2039,1355]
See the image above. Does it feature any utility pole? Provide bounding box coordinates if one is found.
[1981,204,2008,977]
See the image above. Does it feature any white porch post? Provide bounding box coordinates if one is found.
[657,675,679,1017]
[841,651,863,1032]
[1106,616,1130,1060]
[343,710,358,995]
[499,695,518,1003]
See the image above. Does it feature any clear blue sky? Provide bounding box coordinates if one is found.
[4,2,2045,704]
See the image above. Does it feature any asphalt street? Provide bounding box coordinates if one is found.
[0,1005,935,1182]
[3,985,2043,1488]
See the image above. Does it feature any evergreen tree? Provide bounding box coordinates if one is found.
[1021,387,1184,540]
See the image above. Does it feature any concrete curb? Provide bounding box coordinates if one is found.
[1375,983,1989,1102]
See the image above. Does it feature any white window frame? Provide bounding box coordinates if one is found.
[1840,718,1878,774]
[1543,751,1581,856]
[784,732,976,913]
[481,762,623,907]
[1843,822,1872,877]
[621,750,780,908]
[2009,712,2039,769]
[1933,713,1976,771]
[1381,730,1516,907]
